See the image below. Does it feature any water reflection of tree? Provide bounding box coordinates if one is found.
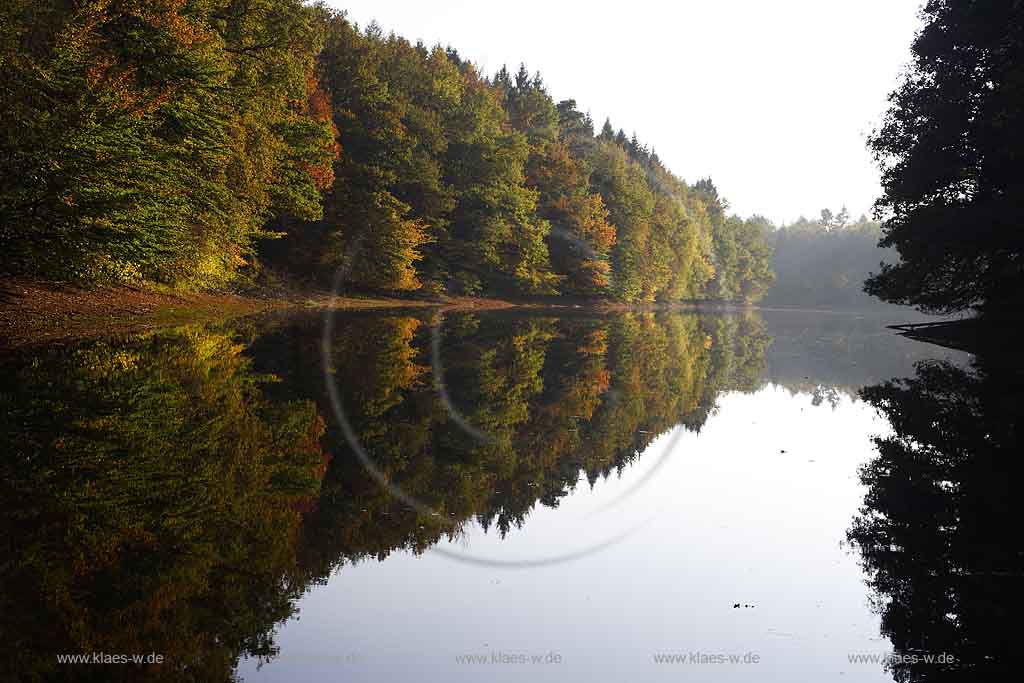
[0,326,327,681]
[0,310,770,680]
[290,310,770,560]
[761,311,966,403]
[848,356,1023,681]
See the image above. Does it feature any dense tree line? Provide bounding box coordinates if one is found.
[0,0,338,286]
[761,208,900,309]
[289,20,774,302]
[865,0,1024,314]
[1,3,773,303]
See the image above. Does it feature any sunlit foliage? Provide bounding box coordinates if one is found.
[1,3,773,301]
[0,0,337,287]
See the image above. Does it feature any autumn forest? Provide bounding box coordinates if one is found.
[2,1,1023,680]
[1,1,776,303]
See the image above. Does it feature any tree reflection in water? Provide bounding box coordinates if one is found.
[1,308,986,681]
[0,310,769,681]
[849,353,1024,681]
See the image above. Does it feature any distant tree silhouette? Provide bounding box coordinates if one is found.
[762,211,898,309]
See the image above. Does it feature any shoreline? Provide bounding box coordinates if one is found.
[0,278,525,350]
[1,277,945,350]
[0,278,750,349]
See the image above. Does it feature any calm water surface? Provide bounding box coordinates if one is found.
[5,308,1017,682]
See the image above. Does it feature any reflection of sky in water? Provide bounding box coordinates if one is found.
[240,382,935,682]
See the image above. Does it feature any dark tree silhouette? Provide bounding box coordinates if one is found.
[866,1,1024,314]
[849,353,1024,681]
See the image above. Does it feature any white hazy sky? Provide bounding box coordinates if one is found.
[321,0,923,224]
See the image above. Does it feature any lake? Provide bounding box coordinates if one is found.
[3,307,1018,682]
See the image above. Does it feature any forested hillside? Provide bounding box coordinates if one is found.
[1,2,773,303]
